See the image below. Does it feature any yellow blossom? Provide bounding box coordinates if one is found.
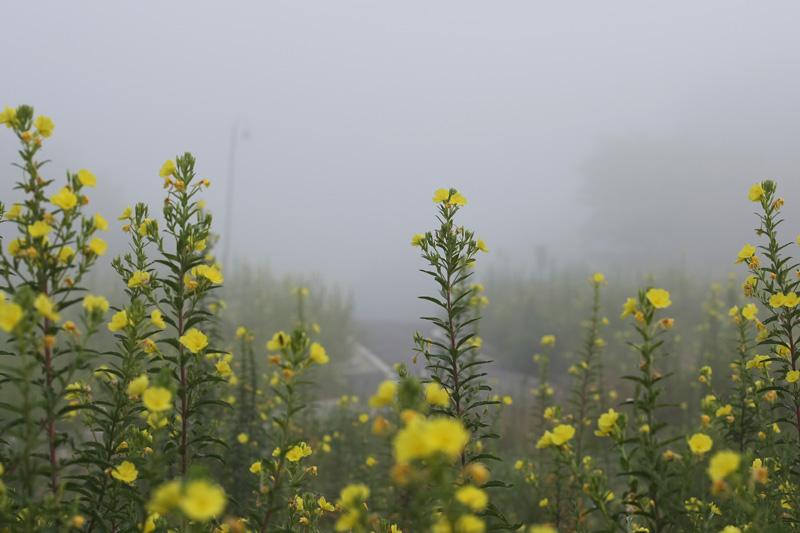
[118,206,132,220]
[128,270,151,288]
[688,433,713,454]
[433,188,450,203]
[237,433,248,444]
[411,233,425,246]
[450,192,467,206]
[5,204,22,219]
[369,380,397,407]
[785,293,800,307]
[127,375,149,396]
[78,169,97,187]
[50,187,78,211]
[34,294,60,322]
[540,335,555,346]
[787,370,799,383]
[456,485,488,511]
[58,246,76,263]
[28,220,52,238]
[111,461,138,483]
[708,450,741,481]
[148,481,182,514]
[646,288,671,309]
[179,479,227,521]
[249,461,261,474]
[89,237,107,255]
[151,309,166,328]
[309,342,329,364]
[179,328,208,353]
[770,292,787,308]
[34,115,55,137]
[0,105,18,128]
[746,354,772,370]
[621,297,637,318]
[0,300,24,332]
[196,264,223,284]
[735,244,755,263]
[318,496,335,511]
[143,387,172,412]
[425,382,450,407]
[159,159,176,178]
[93,213,108,231]
[595,408,619,437]
[477,238,489,253]
[108,310,129,332]
[216,361,231,375]
[266,331,290,351]
[748,183,765,202]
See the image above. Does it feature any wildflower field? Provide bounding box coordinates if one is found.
[1,105,800,533]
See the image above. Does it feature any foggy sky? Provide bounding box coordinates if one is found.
[3,2,800,320]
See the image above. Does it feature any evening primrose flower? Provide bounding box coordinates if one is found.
[595,408,619,437]
[179,479,227,521]
[118,206,132,220]
[28,220,52,238]
[249,461,261,474]
[621,297,637,318]
[78,169,97,187]
[0,300,23,332]
[195,265,223,284]
[0,105,17,127]
[745,354,771,370]
[646,288,671,309]
[411,234,425,246]
[34,294,61,322]
[266,331,290,351]
[769,292,787,308]
[735,244,755,264]
[784,292,800,307]
[787,370,799,383]
[34,115,55,137]
[93,213,108,231]
[50,187,78,211]
[309,342,329,364]
[5,204,22,219]
[142,387,172,412]
[741,303,758,321]
[237,433,248,444]
[708,450,741,481]
[111,461,138,483]
[449,192,467,206]
[150,309,166,328]
[456,485,488,511]
[82,294,109,313]
[426,382,450,406]
[748,183,765,202]
[108,310,129,332]
[127,270,151,288]
[127,375,149,396]
[216,360,231,375]
[179,328,208,353]
[433,188,450,203]
[540,335,555,346]
[89,237,107,255]
[318,496,335,511]
[369,380,397,407]
[159,159,176,178]
[688,433,713,454]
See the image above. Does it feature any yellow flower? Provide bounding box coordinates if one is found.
[454,514,485,533]
[216,360,231,375]
[34,115,55,137]
[108,310,129,332]
[128,270,151,288]
[179,328,208,353]
[735,244,755,263]
[707,450,741,481]
[621,297,637,319]
[58,246,76,263]
[688,433,713,454]
[151,309,166,328]
[455,485,488,511]
[426,383,450,406]
[787,370,799,383]
[142,387,172,412]
[89,237,107,255]
[719,527,742,533]
[5,204,22,219]
[138,219,158,236]
[411,233,425,246]
[318,496,335,511]
[593,272,605,283]
[595,408,619,437]
[34,294,60,322]
[433,188,450,203]
[179,479,227,521]
[369,380,397,407]
[309,342,329,364]
[111,461,138,483]
[476,238,489,253]
[50,187,78,211]
[745,354,772,370]
[28,220,52,238]
[716,405,732,417]
[237,433,248,444]
[540,335,555,346]
[118,205,132,220]
[528,526,557,533]
[285,445,306,462]
[770,292,787,308]
[78,169,97,187]
[742,303,758,321]
[159,159,176,178]
[148,480,182,514]
[551,424,575,445]
[266,331,290,351]
[196,265,223,284]
[646,288,671,309]
[785,292,800,308]
[0,105,18,128]
[127,375,149,396]
[365,456,377,467]
[450,193,467,206]
[93,213,108,231]
[339,483,370,509]
[0,301,24,332]
[748,183,765,202]
[249,461,261,474]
